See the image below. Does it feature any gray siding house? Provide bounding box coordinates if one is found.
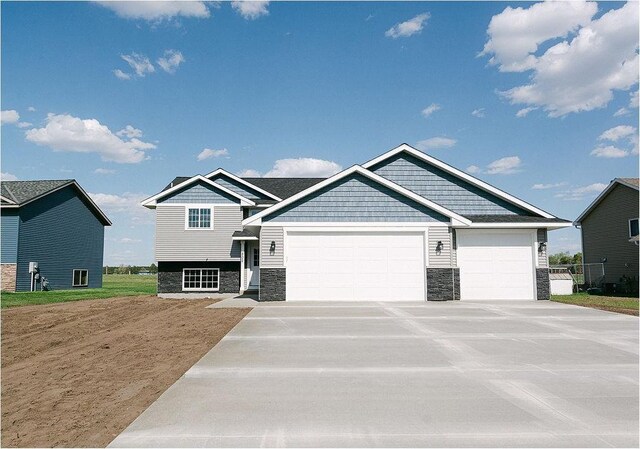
[575,178,639,293]
[1,180,111,292]
[143,144,571,301]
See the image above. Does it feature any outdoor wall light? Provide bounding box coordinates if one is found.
[538,242,547,253]
[270,241,276,253]
[435,241,444,253]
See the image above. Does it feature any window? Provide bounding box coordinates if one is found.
[630,218,639,238]
[183,268,219,291]
[186,207,212,229]
[72,269,88,287]
[253,248,259,266]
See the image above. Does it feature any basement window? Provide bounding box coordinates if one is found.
[630,218,639,238]
[72,269,88,287]
[183,268,219,291]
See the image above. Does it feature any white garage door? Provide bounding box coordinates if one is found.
[286,232,425,301]
[457,230,535,300]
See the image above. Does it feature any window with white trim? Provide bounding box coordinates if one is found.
[186,207,212,229]
[182,268,219,291]
[629,218,639,238]
[72,269,88,287]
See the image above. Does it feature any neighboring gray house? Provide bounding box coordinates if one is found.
[1,180,111,292]
[142,144,571,301]
[575,178,639,293]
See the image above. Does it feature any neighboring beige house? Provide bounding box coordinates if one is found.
[575,178,639,293]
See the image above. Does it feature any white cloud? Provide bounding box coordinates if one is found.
[121,53,155,77]
[415,137,457,150]
[25,113,156,164]
[481,1,596,72]
[630,90,639,108]
[471,108,485,118]
[598,125,636,142]
[555,183,608,201]
[89,191,154,225]
[237,169,261,177]
[197,148,229,161]
[421,103,441,118]
[231,1,270,20]
[116,125,143,138]
[96,1,211,22]
[515,107,537,118]
[590,145,630,158]
[1,172,18,181]
[614,108,630,117]
[157,50,185,74]
[486,156,522,175]
[484,1,639,117]
[119,237,141,244]
[595,124,639,156]
[1,110,20,125]
[17,121,32,128]
[264,158,342,177]
[466,165,481,174]
[113,69,131,80]
[27,106,36,112]
[94,168,116,174]
[532,182,568,190]
[385,13,430,38]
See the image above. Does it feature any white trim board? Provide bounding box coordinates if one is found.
[205,168,282,201]
[463,222,572,229]
[141,175,256,208]
[242,165,472,227]
[362,144,555,219]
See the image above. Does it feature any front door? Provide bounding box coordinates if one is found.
[247,242,260,289]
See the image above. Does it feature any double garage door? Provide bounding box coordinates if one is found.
[285,230,536,301]
[286,232,425,301]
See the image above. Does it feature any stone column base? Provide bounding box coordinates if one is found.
[426,267,460,301]
[536,268,550,300]
[259,268,286,301]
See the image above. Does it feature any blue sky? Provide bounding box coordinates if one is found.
[2,1,638,265]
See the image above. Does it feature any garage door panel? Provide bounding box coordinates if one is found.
[286,232,425,301]
[457,230,535,301]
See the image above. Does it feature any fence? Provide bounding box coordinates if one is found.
[549,263,605,291]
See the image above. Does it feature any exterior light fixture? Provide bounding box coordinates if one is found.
[435,241,443,253]
[538,242,547,253]
[270,241,276,253]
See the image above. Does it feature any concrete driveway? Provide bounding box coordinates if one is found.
[110,301,639,448]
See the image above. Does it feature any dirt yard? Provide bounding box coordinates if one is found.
[1,295,250,448]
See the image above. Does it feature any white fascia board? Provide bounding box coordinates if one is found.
[461,222,572,230]
[362,144,555,219]
[232,236,259,241]
[205,168,282,201]
[141,175,255,208]
[242,165,471,227]
[265,222,450,227]
[0,195,16,205]
[575,178,637,224]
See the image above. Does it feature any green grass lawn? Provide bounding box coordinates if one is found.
[552,292,639,316]
[1,274,157,308]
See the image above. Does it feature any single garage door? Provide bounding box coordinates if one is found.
[286,231,425,301]
[457,230,535,300]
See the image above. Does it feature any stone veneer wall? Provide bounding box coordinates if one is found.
[536,268,550,300]
[1,264,17,292]
[259,268,286,301]
[158,261,240,294]
[426,268,460,301]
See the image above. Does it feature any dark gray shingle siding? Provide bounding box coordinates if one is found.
[265,173,448,223]
[370,153,535,216]
[159,181,240,204]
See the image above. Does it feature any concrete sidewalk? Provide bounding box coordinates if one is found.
[110,301,639,447]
